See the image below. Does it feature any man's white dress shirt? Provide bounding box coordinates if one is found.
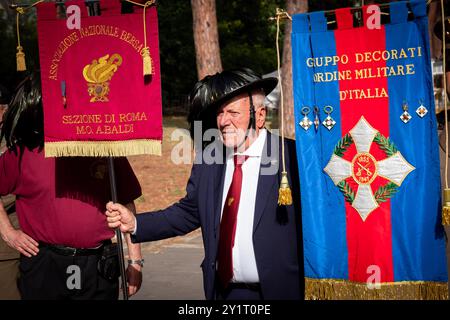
[220,129,267,283]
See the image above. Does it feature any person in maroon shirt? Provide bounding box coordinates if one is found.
[0,73,143,299]
[0,87,21,300]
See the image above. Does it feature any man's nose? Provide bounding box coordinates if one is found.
[218,112,231,127]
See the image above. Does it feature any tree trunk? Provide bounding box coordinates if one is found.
[191,0,223,80]
[280,0,308,139]
[428,1,442,60]
[0,0,15,21]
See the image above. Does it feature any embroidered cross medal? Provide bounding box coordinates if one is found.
[322,105,336,130]
[324,117,415,221]
[416,100,428,118]
[400,101,412,123]
[299,106,313,131]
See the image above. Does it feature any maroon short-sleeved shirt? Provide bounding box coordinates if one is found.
[0,148,141,248]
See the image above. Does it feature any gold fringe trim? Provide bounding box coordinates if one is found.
[44,139,162,157]
[306,278,449,300]
[443,206,450,225]
[442,189,450,225]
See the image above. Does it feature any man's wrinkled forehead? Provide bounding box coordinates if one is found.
[217,92,250,113]
[217,89,265,112]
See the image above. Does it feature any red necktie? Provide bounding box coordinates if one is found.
[217,155,248,288]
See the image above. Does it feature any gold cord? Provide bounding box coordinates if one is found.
[441,0,448,189]
[275,8,293,206]
[123,0,156,48]
[124,0,156,75]
[276,9,286,174]
[16,9,22,49]
[15,0,43,71]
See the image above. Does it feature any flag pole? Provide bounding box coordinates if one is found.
[107,157,129,301]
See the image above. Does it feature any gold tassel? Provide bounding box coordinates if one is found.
[442,189,450,225]
[142,47,152,76]
[15,6,26,72]
[13,1,44,73]
[278,171,293,206]
[16,46,26,71]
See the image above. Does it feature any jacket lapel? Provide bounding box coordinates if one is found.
[253,132,278,233]
[213,147,226,238]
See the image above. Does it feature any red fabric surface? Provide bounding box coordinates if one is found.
[37,1,162,145]
[334,12,394,282]
[0,148,141,248]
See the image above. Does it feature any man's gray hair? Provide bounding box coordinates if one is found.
[252,90,266,109]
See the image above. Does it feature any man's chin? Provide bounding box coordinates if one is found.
[221,137,245,150]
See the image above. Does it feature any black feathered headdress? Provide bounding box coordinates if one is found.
[187,67,277,146]
[0,73,43,152]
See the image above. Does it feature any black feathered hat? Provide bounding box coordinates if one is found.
[187,67,277,141]
[0,72,43,152]
[201,67,277,110]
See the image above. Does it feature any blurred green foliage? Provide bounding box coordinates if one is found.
[217,0,284,75]
[157,0,196,111]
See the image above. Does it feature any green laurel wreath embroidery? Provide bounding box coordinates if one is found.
[332,131,400,205]
[374,182,399,203]
[372,132,399,203]
[337,180,356,204]
[333,134,354,157]
[373,132,398,157]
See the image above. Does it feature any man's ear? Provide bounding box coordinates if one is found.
[255,106,266,129]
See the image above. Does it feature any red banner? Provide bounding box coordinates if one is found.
[334,7,394,283]
[37,0,162,157]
